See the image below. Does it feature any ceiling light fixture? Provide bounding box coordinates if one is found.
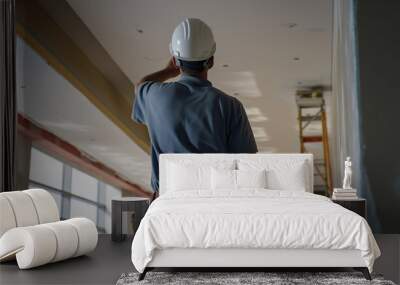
[282,23,298,29]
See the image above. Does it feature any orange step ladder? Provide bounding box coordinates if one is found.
[296,89,332,196]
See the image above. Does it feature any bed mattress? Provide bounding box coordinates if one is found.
[131,190,380,273]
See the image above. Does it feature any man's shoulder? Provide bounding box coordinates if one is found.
[211,87,244,110]
[137,80,177,91]
[136,80,184,99]
[210,87,240,103]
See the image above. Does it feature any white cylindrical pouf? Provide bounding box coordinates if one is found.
[42,221,79,262]
[0,196,17,237]
[0,226,57,269]
[24,189,60,223]
[1,192,39,227]
[64,218,98,257]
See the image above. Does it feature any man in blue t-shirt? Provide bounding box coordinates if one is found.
[132,18,257,197]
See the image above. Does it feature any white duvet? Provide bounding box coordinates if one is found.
[131,190,380,273]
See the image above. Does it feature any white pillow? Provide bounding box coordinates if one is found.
[237,169,267,189]
[211,169,236,190]
[167,160,235,191]
[167,162,210,191]
[238,159,308,191]
[211,168,267,190]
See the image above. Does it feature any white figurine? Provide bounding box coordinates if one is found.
[342,156,352,189]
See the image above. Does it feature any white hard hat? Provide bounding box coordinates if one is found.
[170,18,216,62]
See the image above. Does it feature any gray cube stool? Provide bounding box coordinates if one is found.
[111,197,149,242]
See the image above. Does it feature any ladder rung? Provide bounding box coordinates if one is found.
[302,136,322,143]
[296,97,324,108]
[300,115,322,122]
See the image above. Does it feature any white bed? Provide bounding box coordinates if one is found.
[131,154,380,280]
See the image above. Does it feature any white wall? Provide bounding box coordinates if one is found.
[15,37,152,191]
[70,198,98,222]
[29,148,63,190]
[71,168,98,201]
[29,147,123,233]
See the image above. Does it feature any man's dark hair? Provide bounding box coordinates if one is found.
[179,59,207,74]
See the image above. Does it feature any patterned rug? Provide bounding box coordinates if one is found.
[116,271,396,285]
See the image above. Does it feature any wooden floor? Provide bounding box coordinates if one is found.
[0,234,399,285]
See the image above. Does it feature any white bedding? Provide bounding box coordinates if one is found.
[131,190,380,273]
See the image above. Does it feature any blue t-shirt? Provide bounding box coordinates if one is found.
[132,74,258,191]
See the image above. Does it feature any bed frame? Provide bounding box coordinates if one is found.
[139,248,370,280]
[139,154,371,281]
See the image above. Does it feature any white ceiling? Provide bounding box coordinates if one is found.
[16,38,152,191]
[68,0,333,153]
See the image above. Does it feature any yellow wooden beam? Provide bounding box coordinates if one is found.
[15,0,150,153]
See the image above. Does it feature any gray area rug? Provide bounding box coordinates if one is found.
[117,272,396,285]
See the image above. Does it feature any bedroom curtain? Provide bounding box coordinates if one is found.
[331,0,380,229]
[0,0,17,192]
[331,0,361,188]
